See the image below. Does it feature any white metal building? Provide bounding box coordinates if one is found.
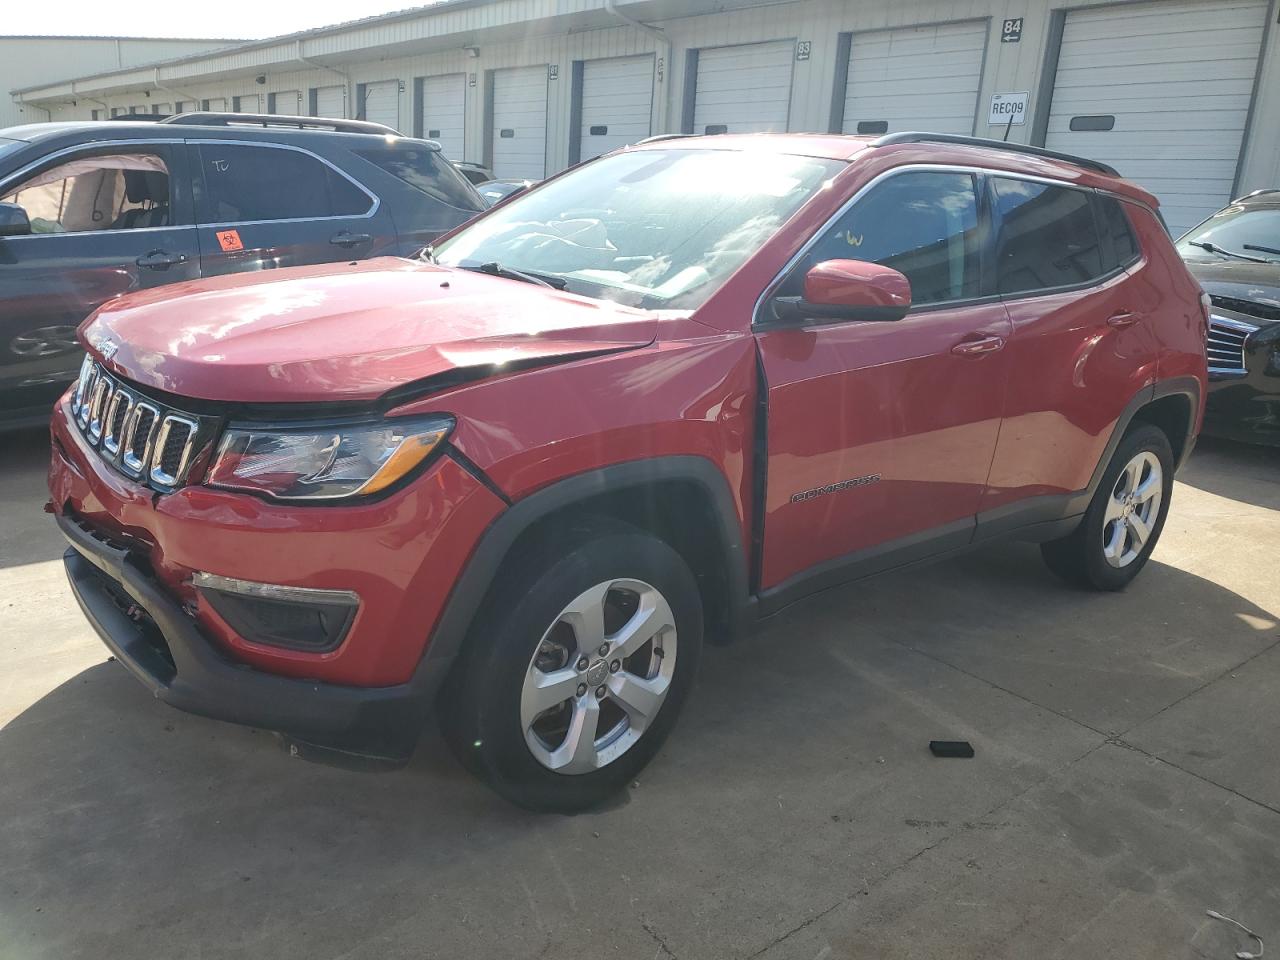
[0,35,240,130]
[10,0,1280,234]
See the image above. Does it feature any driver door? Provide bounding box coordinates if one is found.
[754,169,1010,595]
[0,143,199,415]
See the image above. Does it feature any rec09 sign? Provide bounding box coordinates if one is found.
[988,92,1029,126]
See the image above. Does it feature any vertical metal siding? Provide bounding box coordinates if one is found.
[24,0,1277,196]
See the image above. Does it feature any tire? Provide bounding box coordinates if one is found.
[440,523,703,813]
[1041,423,1174,591]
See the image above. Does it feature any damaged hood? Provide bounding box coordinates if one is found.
[82,257,659,404]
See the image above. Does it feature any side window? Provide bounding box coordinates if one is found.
[196,144,373,223]
[1096,194,1140,269]
[0,153,170,233]
[779,171,982,307]
[992,178,1104,295]
[356,147,484,212]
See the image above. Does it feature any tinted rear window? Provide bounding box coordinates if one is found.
[993,178,1105,295]
[197,144,373,223]
[357,148,484,212]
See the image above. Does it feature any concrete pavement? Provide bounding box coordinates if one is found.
[1,428,1277,959]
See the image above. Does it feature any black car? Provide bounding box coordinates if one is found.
[1177,189,1280,446]
[0,113,485,430]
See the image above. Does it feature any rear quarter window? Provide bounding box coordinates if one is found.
[357,147,484,212]
[992,178,1105,295]
[1095,195,1141,269]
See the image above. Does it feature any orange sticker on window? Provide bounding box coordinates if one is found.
[216,229,244,252]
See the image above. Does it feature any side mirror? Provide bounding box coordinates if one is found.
[0,202,31,238]
[774,259,912,323]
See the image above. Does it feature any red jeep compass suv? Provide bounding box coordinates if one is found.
[48,132,1208,811]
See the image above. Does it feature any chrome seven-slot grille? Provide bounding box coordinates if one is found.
[70,356,209,491]
[1206,315,1258,375]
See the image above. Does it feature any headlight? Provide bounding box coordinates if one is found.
[206,415,453,501]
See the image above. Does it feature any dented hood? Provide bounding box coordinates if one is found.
[82,257,659,404]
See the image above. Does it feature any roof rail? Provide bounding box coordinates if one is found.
[633,134,695,145]
[870,131,1121,178]
[158,112,400,137]
[1232,187,1280,203]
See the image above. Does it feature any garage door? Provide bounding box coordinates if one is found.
[204,98,228,113]
[841,21,987,136]
[491,65,548,179]
[692,40,793,135]
[235,94,260,113]
[579,55,654,160]
[1044,0,1267,235]
[421,73,466,160]
[361,80,401,131]
[314,85,346,119]
[270,90,301,115]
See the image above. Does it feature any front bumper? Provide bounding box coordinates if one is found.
[1204,321,1280,446]
[59,512,440,762]
[48,392,508,761]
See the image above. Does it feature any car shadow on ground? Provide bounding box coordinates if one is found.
[1178,436,1280,510]
[0,428,64,571]
[1,539,1276,959]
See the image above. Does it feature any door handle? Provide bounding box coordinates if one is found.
[951,335,1006,357]
[135,250,188,269]
[1107,311,1141,329]
[330,231,372,248]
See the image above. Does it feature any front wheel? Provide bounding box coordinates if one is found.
[1041,423,1174,591]
[441,526,703,813]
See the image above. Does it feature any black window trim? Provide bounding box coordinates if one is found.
[0,138,192,237]
[189,138,380,229]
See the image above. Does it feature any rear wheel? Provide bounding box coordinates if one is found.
[441,526,702,813]
[1041,423,1174,591]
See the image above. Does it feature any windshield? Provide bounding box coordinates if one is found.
[1177,204,1280,261]
[433,148,845,309]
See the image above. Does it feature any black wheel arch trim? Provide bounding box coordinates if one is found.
[417,455,751,676]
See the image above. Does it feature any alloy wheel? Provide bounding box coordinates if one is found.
[520,579,677,774]
[1101,450,1163,568]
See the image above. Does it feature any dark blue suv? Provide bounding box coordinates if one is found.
[0,113,485,429]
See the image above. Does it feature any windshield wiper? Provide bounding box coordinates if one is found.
[1186,240,1271,264]
[1243,243,1280,260]
[416,245,437,264]
[464,261,567,289]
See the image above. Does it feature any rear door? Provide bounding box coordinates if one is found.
[576,56,654,161]
[360,80,402,131]
[977,177,1158,530]
[0,142,198,416]
[191,141,397,278]
[840,21,987,136]
[755,169,1009,593]
[314,85,346,119]
[691,40,794,135]
[491,65,549,179]
[420,74,467,160]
